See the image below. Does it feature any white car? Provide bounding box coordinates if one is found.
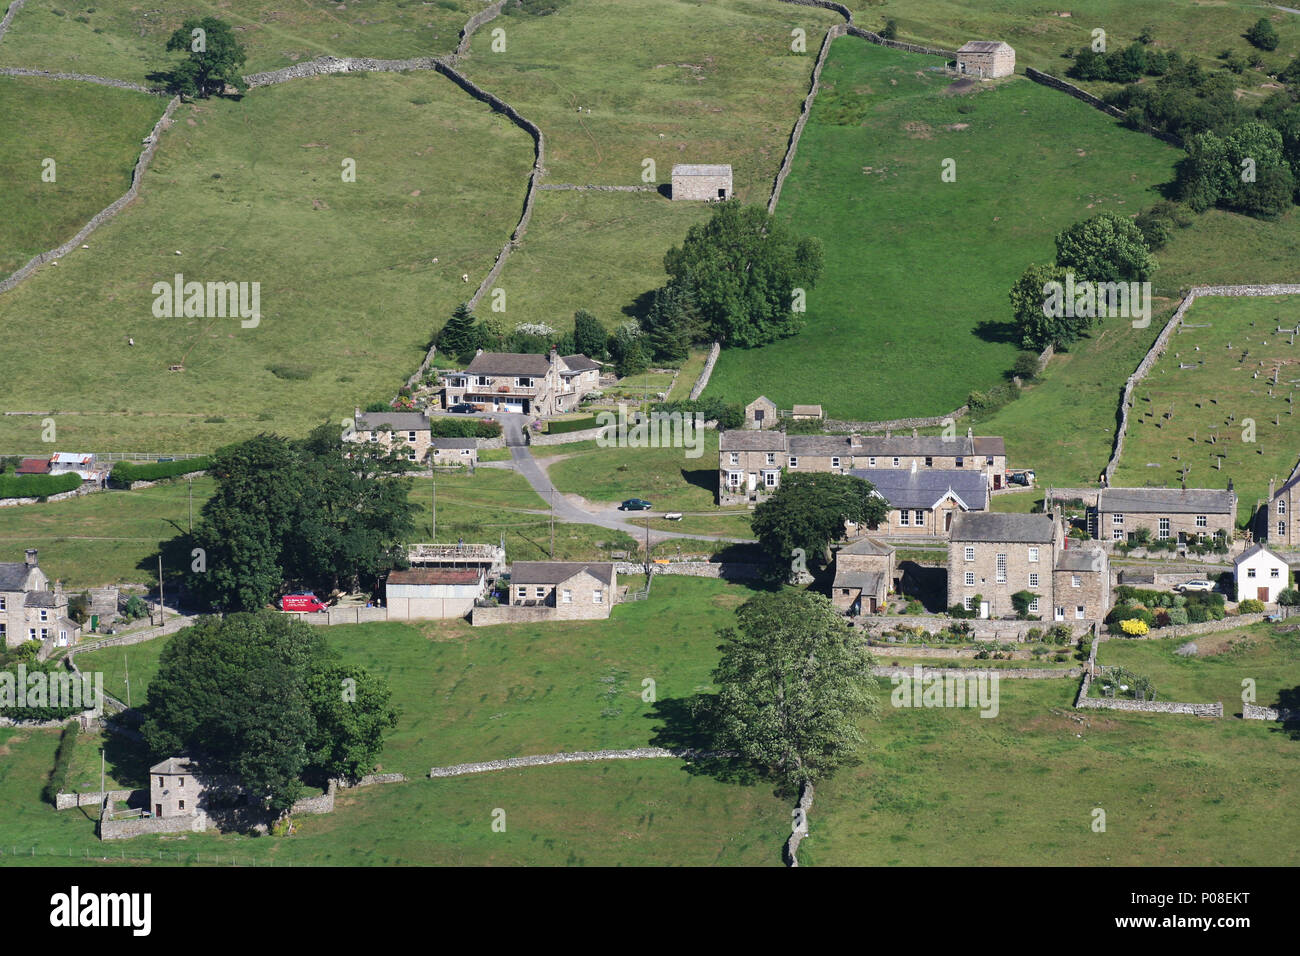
[1177,580,1215,593]
[663,512,683,521]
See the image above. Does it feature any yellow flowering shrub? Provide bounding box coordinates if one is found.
[1120,618,1149,636]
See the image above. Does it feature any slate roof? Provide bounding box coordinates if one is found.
[387,568,483,586]
[357,411,431,431]
[465,351,554,376]
[24,590,57,608]
[431,437,477,450]
[853,468,988,511]
[958,40,1012,53]
[560,354,600,372]
[150,756,198,775]
[1055,549,1106,573]
[510,561,615,586]
[1098,487,1235,515]
[1235,543,1288,567]
[839,536,893,556]
[833,569,884,595]
[672,164,732,177]
[950,512,1055,543]
[789,434,856,456]
[719,430,787,452]
[792,404,823,417]
[0,562,34,592]
[852,434,1005,457]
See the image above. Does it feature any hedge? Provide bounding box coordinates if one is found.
[110,457,210,487]
[428,418,501,439]
[548,415,600,434]
[0,473,82,499]
[41,721,80,805]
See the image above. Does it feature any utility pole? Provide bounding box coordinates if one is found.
[431,475,436,541]
[157,555,164,625]
[124,654,131,710]
[644,519,650,575]
[188,476,193,533]
[549,486,555,559]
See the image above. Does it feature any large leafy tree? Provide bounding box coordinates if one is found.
[141,612,398,812]
[164,17,247,98]
[1053,213,1156,283]
[572,309,606,359]
[189,427,415,611]
[662,202,823,348]
[709,589,879,794]
[1008,262,1094,351]
[751,472,887,565]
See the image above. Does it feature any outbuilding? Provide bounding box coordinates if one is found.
[1234,543,1290,604]
[671,164,732,201]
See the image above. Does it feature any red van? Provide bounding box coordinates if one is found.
[280,592,328,613]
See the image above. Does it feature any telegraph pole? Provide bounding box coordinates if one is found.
[549,486,555,558]
[157,555,164,624]
[188,476,193,533]
[431,475,436,540]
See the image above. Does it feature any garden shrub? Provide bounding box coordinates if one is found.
[111,457,210,487]
[1238,598,1266,614]
[0,473,82,499]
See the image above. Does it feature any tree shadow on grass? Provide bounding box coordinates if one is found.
[1271,685,1300,741]
[679,467,720,497]
[646,694,763,787]
[972,319,1020,346]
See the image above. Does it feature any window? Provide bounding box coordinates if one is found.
[516,376,534,388]
[0,596,5,610]
[1071,575,1081,588]
[0,624,5,641]
[892,457,900,468]
[39,628,47,641]
[1075,605,1085,620]
[408,430,417,443]
[1158,517,1170,540]
[561,589,572,605]
[789,457,798,468]
[914,510,925,526]
[1247,567,1257,578]
[158,776,164,787]
[27,628,35,641]
[1195,514,1207,528]
[1028,547,1039,563]
[899,510,910,527]
[964,547,975,562]
[39,609,48,622]
[368,432,378,443]
[1028,573,1039,588]
[729,453,739,466]
[1113,513,1124,525]
[764,471,778,488]
[594,588,604,605]
[1270,567,1281,578]
[1279,520,1287,537]
[179,778,185,788]
[963,596,975,611]
[832,457,841,469]
[1113,529,1123,541]
[986,457,994,467]
[1029,598,1040,613]
[535,587,546,598]
[766,453,775,466]
[955,457,964,468]
[728,472,741,488]
[474,375,490,387]
[1277,498,1286,515]
[964,572,975,587]
[868,457,877,467]
[995,553,1007,584]
[178,800,185,811]
[408,451,417,461]
[925,456,933,467]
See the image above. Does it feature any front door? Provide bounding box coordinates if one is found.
[993,473,1002,490]
[1055,606,1065,622]
[979,601,990,619]
[1259,587,1269,602]
[155,804,162,818]
[944,512,953,532]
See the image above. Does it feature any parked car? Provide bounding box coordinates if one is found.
[1006,469,1036,487]
[1176,580,1215,593]
[281,591,328,612]
[663,512,683,521]
[448,402,477,414]
[620,498,653,511]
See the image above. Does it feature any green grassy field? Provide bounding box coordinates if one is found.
[1096,624,1300,714]
[0,71,533,451]
[704,37,1182,421]
[0,0,477,84]
[545,429,732,511]
[1113,295,1300,514]
[801,675,1300,866]
[844,0,1300,78]
[0,76,164,277]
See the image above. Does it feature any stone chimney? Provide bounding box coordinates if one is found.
[910,458,918,474]
[549,345,558,364]
[25,549,38,567]
[850,433,861,448]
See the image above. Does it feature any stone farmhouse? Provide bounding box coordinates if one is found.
[948,513,1109,622]
[832,537,895,615]
[848,465,988,538]
[1234,544,1290,603]
[349,410,434,463]
[1265,465,1300,548]
[441,348,600,416]
[0,550,80,649]
[431,437,478,468]
[150,756,214,821]
[385,566,487,620]
[718,428,1008,505]
[471,561,617,625]
[1094,486,1236,547]
[671,163,732,201]
[956,40,1015,79]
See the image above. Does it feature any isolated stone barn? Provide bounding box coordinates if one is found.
[955,41,1015,79]
[671,164,732,201]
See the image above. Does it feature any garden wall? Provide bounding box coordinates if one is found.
[1243,702,1297,721]
[613,561,767,580]
[873,664,1080,679]
[861,615,1081,642]
[530,424,611,446]
[55,789,133,811]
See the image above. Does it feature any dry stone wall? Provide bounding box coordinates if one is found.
[0,96,180,295]
[689,342,722,400]
[455,0,509,58]
[1243,702,1297,721]
[0,0,24,41]
[1024,68,1183,147]
[0,66,161,93]
[823,406,969,433]
[428,747,716,778]
[768,22,847,213]
[873,664,1080,679]
[784,781,814,867]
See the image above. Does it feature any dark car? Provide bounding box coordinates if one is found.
[448,402,477,414]
[620,498,653,511]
